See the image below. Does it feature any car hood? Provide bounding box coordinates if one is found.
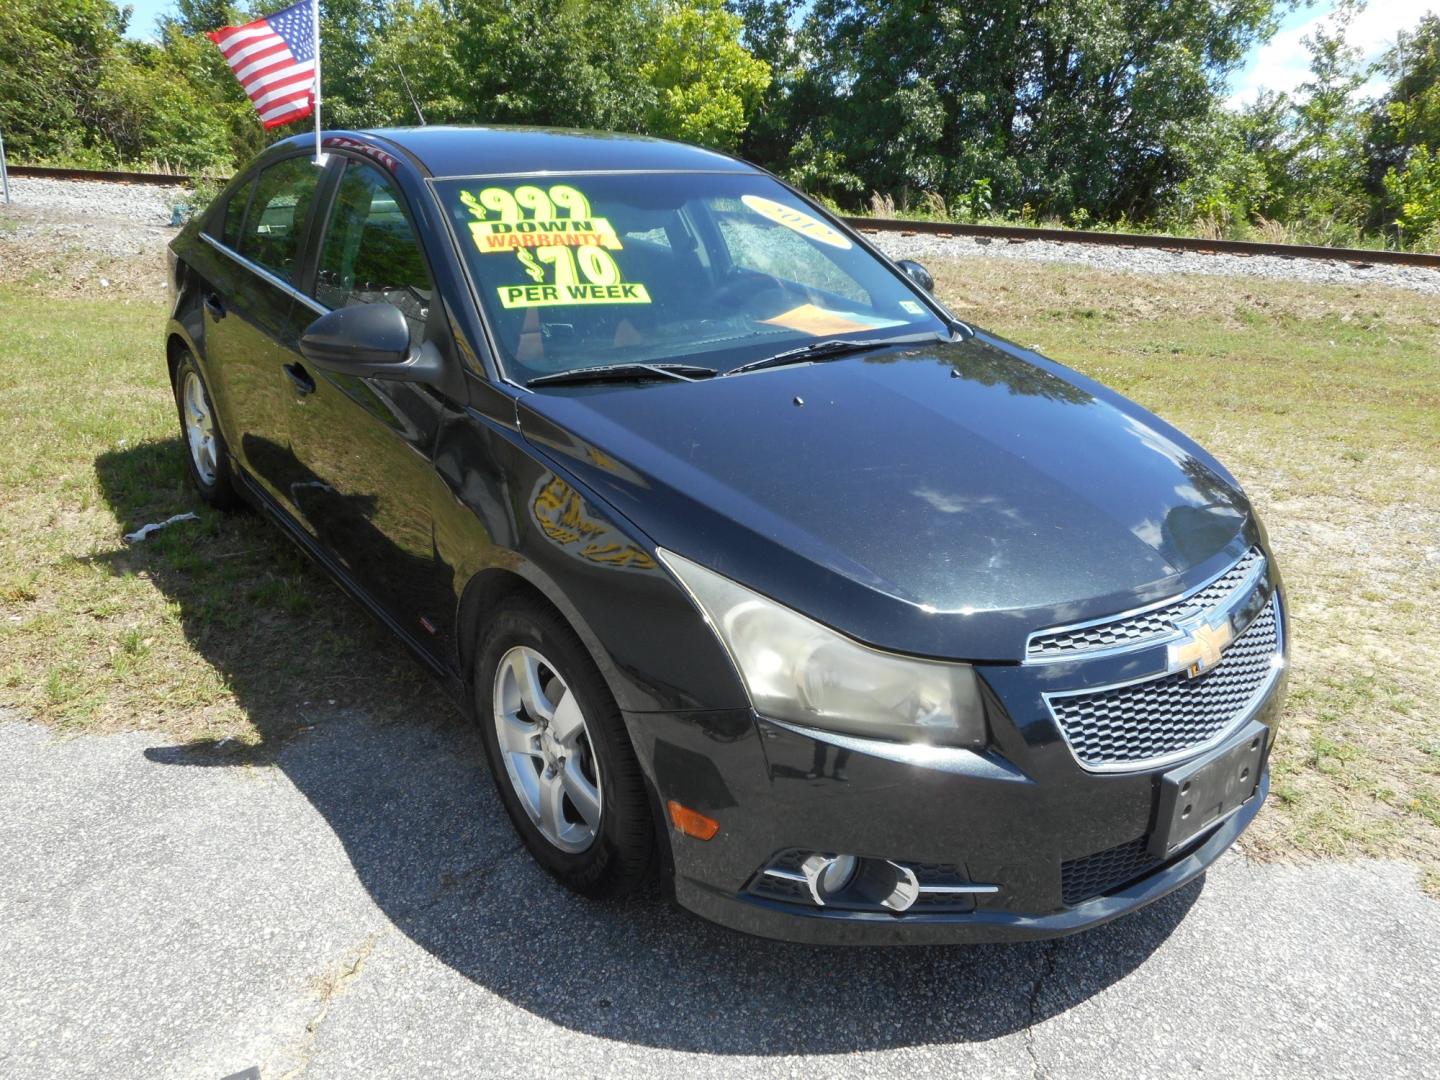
[516,333,1259,661]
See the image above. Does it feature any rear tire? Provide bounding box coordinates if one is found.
[173,350,240,511]
[475,596,655,898]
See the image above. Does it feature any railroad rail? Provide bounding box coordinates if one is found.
[846,216,1440,271]
[9,164,1440,271]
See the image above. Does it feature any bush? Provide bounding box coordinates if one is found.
[1385,146,1440,250]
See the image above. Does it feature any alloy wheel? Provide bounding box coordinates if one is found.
[492,645,603,853]
[181,369,218,486]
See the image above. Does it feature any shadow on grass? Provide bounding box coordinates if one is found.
[92,436,452,747]
[96,437,1199,1055]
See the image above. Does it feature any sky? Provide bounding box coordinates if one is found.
[120,0,1437,110]
[121,0,181,39]
[1227,0,1438,107]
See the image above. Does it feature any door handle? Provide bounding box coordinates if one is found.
[203,292,226,320]
[283,362,316,395]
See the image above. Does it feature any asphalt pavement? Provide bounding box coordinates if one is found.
[2,710,1437,1079]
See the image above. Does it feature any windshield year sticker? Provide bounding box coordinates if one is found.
[741,194,852,250]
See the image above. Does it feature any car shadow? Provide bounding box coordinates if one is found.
[97,438,1200,1055]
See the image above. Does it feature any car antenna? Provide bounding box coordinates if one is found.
[395,62,427,125]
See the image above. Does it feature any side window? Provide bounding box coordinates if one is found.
[239,157,323,284]
[219,176,254,247]
[315,162,432,339]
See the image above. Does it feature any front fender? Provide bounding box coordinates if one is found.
[432,404,747,714]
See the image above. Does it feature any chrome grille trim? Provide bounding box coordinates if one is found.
[1043,594,1284,773]
[1026,548,1266,661]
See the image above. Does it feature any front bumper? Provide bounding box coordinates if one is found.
[624,668,1286,946]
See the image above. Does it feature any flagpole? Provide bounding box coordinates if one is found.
[0,129,11,205]
[311,0,323,166]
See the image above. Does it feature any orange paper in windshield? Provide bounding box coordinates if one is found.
[761,304,878,337]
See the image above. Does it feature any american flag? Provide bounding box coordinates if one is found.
[207,0,318,130]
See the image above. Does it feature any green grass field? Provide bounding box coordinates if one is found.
[1,260,1437,891]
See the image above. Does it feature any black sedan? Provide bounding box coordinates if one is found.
[164,126,1287,944]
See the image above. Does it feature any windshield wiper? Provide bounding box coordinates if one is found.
[527,363,717,388]
[722,331,949,377]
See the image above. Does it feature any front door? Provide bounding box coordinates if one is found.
[285,158,460,650]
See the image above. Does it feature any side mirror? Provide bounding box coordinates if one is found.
[896,259,935,293]
[299,302,443,384]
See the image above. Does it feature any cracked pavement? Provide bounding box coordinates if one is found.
[2,711,1437,1079]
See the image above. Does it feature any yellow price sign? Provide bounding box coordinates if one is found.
[496,245,652,309]
[461,183,621,253]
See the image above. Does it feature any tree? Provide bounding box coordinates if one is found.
[365,0,466,126]
[641,0,770,149]
[1285,2,1371,235]
[447,0,659,131]
[735,0,1281,216]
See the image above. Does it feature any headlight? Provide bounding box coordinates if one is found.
[658,549,986,746]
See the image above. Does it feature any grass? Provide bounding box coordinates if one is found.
[0,244,1437,892]
[0,284,449,749]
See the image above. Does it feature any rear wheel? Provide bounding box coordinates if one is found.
[475,597,655,897]
[173,351,239,510]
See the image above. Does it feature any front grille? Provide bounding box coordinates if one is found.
[1048,596,1281,768]
[1028,548,1265,658]
[1061,835,1160,905]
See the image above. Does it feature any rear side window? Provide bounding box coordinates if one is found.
[315,161,432,337]
[220,176,254,247]
[239,157,323,284]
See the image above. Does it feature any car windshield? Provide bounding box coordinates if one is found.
[436,172,948,382]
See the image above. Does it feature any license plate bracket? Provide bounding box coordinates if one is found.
[1149,720,1270,858]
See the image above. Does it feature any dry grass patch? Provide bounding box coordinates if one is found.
[933,258,1440,890]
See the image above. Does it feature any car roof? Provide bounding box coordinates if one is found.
[296,126,761,179]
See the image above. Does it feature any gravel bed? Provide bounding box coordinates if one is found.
[1,177,186,296]
[869,230,1440,295]
[1,176,187,226]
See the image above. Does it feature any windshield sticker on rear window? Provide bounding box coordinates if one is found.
[460,185,623,253]
[761,303,905,337]
[457,184,653,309]
[741,195,853,250]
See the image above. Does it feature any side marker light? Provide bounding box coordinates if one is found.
[667,800,720,840]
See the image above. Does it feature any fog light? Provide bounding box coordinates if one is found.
[801,854,859,904]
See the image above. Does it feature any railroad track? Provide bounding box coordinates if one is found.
[9,164,1440,271]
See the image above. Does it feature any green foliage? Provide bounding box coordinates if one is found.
[1385,145,1440,250]
[448,0,658,132]
[641,0,770,149]
[740,0,1278,216]
[0,0,242,171]
[2,0,1437,251]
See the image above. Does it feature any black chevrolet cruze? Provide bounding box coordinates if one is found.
[165,127,1287,944]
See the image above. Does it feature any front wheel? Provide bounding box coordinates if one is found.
[475,598,655,897]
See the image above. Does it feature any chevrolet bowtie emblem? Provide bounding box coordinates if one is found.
[1168,614,1235,678]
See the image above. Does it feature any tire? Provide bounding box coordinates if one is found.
[172,349,240,511]
[475,596,655,898]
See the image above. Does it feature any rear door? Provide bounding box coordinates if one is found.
[206,154,329,519]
